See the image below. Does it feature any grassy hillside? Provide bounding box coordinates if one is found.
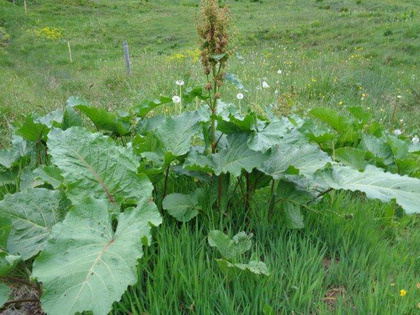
[0,0,419,314]
[1,0,419,144]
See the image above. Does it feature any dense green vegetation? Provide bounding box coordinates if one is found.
[0,0,419,314]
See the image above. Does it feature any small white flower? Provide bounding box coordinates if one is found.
[262,81,270,88]
[399,119,404,124]
[175,80,184,86]
[236,93,244,100]
[172,95,181,104]
[277,69,282,75]
[397,95,402,99]
[393,129,402,136]
[275,89,279,94]
[412,136,419,145]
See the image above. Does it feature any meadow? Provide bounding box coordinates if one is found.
[0,0,420,314]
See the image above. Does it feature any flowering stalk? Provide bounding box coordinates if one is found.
[197,0,230,153]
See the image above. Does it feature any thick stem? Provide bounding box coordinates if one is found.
[211,107,217,153]
[218,174,223,212]
[162,165,170,200]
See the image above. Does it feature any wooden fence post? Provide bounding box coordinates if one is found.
[123,41,131,75]
[67,41,73,63]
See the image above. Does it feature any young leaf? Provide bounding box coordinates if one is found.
[260,143,331,179]
[318,165,420,214]
[162,189,203,222]
[33,197,162,315]
[48,127,152,206]
[282,203,304,229]
[208,230,253,260]
[0,188,63,260]
[0,253,21,276]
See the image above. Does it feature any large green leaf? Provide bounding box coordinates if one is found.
[15,114,49,142]
[33,197,161,315]
[248,118,302,153]
[75,105,130,136]
[162,189,202,222]
[359,134,394,165]
[208,230,253,260]
[48,127,152,206]
[310,108,358,144]
[132,96,172,118]
[334,147,368,170]
[275,180,313,229]
[318,165,420,214]
[153,111,203,158]
[0,188,62,260]
[213,133,270,176]
[259,143,331,179]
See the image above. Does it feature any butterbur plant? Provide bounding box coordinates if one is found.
[1,1,420,314]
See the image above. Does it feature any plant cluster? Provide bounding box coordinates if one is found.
[1,1,420,314]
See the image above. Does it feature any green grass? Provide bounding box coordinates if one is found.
[110,192,420,314]
[1,0,420,313]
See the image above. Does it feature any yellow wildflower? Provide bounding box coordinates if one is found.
[400,289,407,297]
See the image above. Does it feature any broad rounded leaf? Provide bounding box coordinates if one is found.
[0,188,63,260]
[260,143,331,179]
[33,197,162,315]
[48,127,152,206]
[318,165,420,214]
[213,133,270,176]
[153,111,203,157]
[162,191,201,222]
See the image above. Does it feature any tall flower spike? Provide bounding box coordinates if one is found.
[197,0,230,81]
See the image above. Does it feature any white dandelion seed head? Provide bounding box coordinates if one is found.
[397,95,402,99]
[175,80,185,86]
[277,69,282,75]
[236,93,244,100]
[262,81,270,88]
[412,136,419,145]
[393,129,402,136]
[172,95,181,104]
